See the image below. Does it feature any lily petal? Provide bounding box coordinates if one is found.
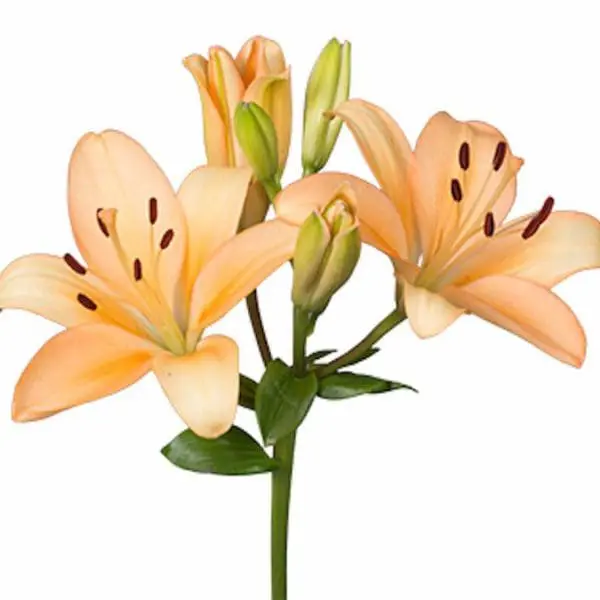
[333,99,420,259]
[0,254,149,334]
[68,130,186,307]
[404,281,464,338]
[13,324,157,422]
[153,335,238,439]
[177,166,253,294]
[451,211,600,288]
[415,112,522,259]
[207,46,246,166]
[443,275,586,367]
[189,219,298,333]
[274,172,407,259]
[183,54,229,166]
[0,254,104,328]
[236,36,286,83]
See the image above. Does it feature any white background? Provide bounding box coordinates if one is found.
[1,1,599,598]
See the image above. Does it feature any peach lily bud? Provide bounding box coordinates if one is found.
[292,187,361,315]
[302,38,351,176]
[234,102,281,198]
[184,36,291,171]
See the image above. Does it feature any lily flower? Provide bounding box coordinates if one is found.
[0,131,297,437]
[184,36,291,171]
[333,100,600,366]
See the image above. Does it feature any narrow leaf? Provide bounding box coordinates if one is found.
[318,372,417,400]
[307,349,337,364]
[343,346,380,367]
[239,374,258,410]
[161,426,276,475]
[256,359,318,445]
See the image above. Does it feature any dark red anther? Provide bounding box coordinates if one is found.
[492,141,507,171]
[77,293,97,311]
[64,253,87,275]
[160,229,175,250]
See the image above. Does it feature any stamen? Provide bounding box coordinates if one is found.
[77,293,97,311]
[160,229,175,250]
[96,209,110,237]
[133,258,143,281]
[450,179,463,202]
[459,142,470,170]
[484,212,495,237]
[522,196,555,240]
[492,141,507,171]
[149,197,158,225]
[63,253,86,275]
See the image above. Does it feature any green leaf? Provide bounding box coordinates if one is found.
[256,359,318,445]
[318,372,417,400]
[161,426,276,475]
[239,374,258,410]
[307,349,337,364]
[343,346,380,367]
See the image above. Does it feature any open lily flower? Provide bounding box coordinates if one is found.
[334,100,600,366]
[184,36,291,171]
[0,131,297,437]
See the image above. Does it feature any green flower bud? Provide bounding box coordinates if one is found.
[302,38,351,176]
[234,102,279,186]
[292,194,361,315]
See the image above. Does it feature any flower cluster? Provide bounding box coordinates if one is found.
[1,36,599,461]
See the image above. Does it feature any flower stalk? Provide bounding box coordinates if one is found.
[271,307,311,600]
[317,307,406,378]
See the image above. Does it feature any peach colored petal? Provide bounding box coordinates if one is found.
[243,70,292,168]
[12,324,157,422]
[274,172,407,259]
[443,275,586,367]
[403,281,464,338]
[183,54,229,166]
[207,46,246,166]
[236,36,287,83]
[450,211,600,288]
[0,254,104,328]
[189,219,298,334]
[0,253,150,336]
[68,130,186,309]
[414,112,522,260]
[177,166,252,295]
[153,335,239,439]
[333,99,421,260]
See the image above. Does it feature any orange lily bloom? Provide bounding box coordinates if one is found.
[0,131,297,437]
[184,36,291,171]
[334,100,600,366]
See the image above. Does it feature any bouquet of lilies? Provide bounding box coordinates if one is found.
[2,36,599,600]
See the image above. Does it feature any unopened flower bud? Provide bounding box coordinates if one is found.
[302,38,351,176]
[235,102,280,188]
[292,191,361,315]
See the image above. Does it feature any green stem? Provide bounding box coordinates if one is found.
[271,308,310,600]
[246,291,272,366]
[316,308,406,378]
[271,432,295,600]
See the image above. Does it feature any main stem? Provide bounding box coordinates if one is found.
[317,308,406,377]
[271,308,309,600]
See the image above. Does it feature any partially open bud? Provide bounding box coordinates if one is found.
[292,187,361,315]
[302,38,351,176]
[184,37,291,170]
[235,102,280,191]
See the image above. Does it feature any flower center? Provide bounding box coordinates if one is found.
[68,198,187,355]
